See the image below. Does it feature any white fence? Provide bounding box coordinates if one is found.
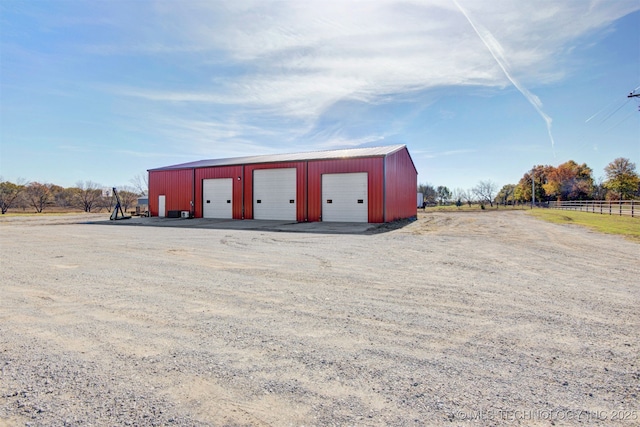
[548,200,639,218]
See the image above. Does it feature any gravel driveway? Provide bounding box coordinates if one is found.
[1,210,638,426]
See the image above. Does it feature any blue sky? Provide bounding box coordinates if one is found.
[1,0,639,192]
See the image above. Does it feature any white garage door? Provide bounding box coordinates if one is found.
[202,178,233,219]
[322,172,368,222]
[253,168,297,220]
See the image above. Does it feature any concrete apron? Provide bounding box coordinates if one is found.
[93,216,379,234]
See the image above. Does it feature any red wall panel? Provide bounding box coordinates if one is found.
[242,162,308,221]
[148,169,194,217]
[307,158,385,223]
[148,147,416,222]
[384,148,418,221]
[195,166,244,219]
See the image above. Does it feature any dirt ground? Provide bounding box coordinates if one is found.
[1,210,638,426]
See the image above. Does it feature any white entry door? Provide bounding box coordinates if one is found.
[158,195,166,218]
[253,168,297,220]
[322,172,368,222]
[202,178,233,219]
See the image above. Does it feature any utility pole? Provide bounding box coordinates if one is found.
[531,167,535,209]
[630,89,640,111]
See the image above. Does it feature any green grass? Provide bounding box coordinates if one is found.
[528,209,640,242]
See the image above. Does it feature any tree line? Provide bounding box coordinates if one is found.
[419,157,640,207]
[3,158,638,214]
[0,175,148,215]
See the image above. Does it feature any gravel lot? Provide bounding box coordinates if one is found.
[1,210,638,426]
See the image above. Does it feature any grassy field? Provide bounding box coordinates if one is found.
[528,208,640,242]
[423,204,529,212]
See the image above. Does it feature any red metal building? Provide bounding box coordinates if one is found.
[148,145,417,223]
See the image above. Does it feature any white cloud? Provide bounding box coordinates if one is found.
[91,0,638,153]
[116,1,638,114]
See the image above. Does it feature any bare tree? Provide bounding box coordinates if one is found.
[116,186,139,212]
[464,189,475,207]
[0,178,26,214]
[472,180,498,208]
[75,181,103,212]
[451,188,468,207]
[25,182,51,213]
[130,173,148,196]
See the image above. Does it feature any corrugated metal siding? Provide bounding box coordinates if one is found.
[148,146,416,223]
[307,158,384,223]
[243,162,307,221]
[150,144,405,171]
[384,148,418,221]
[195,166,243,219]
[148,169,194,217]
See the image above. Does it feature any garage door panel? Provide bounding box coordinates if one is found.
[253,168,297,220]
[322,172,368,222]
[203,178,233,219]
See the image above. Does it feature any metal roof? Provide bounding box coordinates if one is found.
[149,144,408,171]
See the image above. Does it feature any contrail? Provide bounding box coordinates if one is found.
[453,0,556,154]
